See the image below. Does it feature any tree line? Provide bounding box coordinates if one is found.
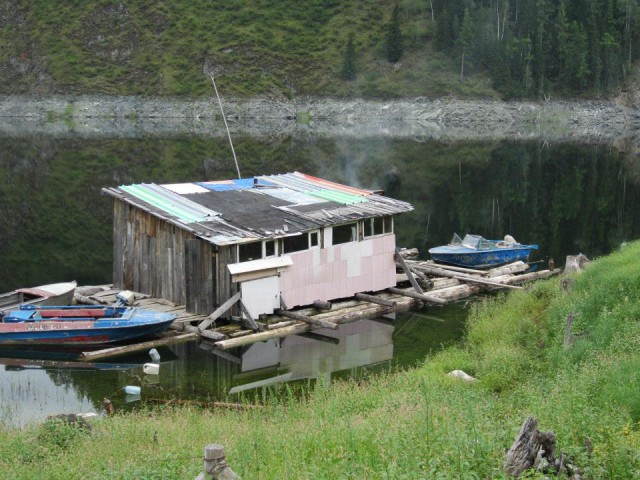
[435,0,640,97]
[357,0,640,98]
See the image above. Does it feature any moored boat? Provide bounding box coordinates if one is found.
[0,305,176,346]
[0,281,77,317]
[428,233,538,269]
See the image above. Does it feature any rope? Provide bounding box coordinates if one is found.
[209,73,241,180]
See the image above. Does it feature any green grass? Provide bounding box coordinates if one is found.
[3,242,640,478]
[0,1,500,98]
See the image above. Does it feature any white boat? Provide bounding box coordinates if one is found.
[0,281,77,317]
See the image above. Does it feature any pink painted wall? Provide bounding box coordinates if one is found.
[279,234,397,308]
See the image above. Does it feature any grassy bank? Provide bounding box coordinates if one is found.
[3,244,640,478]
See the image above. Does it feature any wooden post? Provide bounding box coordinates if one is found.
[394,250,425,294]
[196,444,241,480]
[354,292,397,307]
[274,309,339,330]
[239,300,263,332]
[312,300,333,310]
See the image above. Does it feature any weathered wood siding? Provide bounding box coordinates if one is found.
[112,199,216,314]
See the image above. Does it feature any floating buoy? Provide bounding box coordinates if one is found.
[143,363,160,375]
[124,385,141,395]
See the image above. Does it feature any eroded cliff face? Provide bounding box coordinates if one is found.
[0,95,636,147]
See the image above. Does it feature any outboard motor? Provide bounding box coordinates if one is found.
[114,290,136,307]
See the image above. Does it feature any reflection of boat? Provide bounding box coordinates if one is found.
[0,305,176,346]
[0,281,77,317]
[0,345,179,371]
[428,234,538,269]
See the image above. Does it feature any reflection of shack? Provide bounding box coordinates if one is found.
[229,318,394,394]
[102,172,413,322]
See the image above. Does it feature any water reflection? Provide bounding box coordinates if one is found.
[0,307,466,427]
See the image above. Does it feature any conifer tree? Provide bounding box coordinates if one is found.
[341,34,356,81]
[385,3,403,63]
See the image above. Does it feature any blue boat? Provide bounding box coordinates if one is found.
[428,233,538,270]
[0,305,176,346]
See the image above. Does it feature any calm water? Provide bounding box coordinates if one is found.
[1,130,640,427]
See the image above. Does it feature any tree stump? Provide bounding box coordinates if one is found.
[504,417,556,477]
[197,444,241,480]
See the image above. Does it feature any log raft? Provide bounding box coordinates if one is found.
[75,259,560,359]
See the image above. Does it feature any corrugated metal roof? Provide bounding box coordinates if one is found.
[102,171,413,246]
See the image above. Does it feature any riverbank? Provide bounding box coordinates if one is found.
[2,243,639,478]
[0,95,638,144]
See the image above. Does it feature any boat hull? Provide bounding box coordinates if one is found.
[429,246,535,269]
[0,306,175,346]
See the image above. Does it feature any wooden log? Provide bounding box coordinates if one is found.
[486,261,529,277]
[407,260,491,276]
[216,323,312,350]
[80,332,198,361]
[397,247,419,259]
[354,292,397,307]
[274,309,339,330]
[312,300,332,310]
[387,287,447,305]
[410,264,523,290]
[198,292,241,332]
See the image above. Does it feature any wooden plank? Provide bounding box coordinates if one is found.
[198,291,241,332]
[79,332,198,361]
[394,250,424,294]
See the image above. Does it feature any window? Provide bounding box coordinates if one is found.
[238,241,262,262]
[332,223,357,245]
[309,231,319,247]
[264,239,276,258]
[383,216,393,233]
[362,216,393,238]
[283,234,308,253]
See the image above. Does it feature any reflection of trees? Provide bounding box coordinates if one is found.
[383,141,640,262]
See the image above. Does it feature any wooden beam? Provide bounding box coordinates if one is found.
[387,287,447,305]
[239,299,263,332]
[274,309,339,330]
[198,291,241,332]
[80,332,198,361]
[394,250,424,294]
[354,292,397,307]
[185,325,227,341]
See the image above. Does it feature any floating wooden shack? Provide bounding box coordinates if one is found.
[102,171,414,320]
